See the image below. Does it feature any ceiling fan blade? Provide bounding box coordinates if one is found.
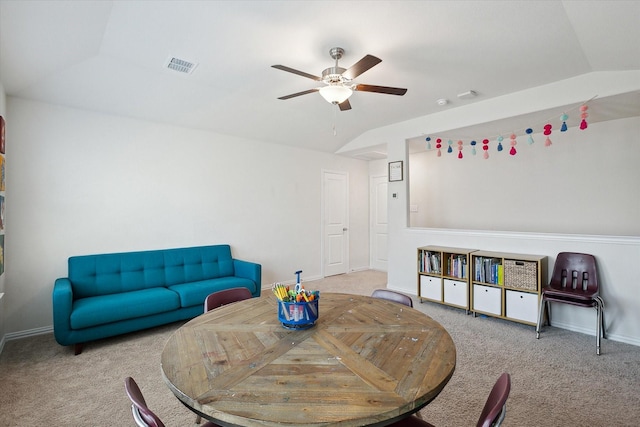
[272,65,322,81]
[338,99,352,111]
[342,55,382,80]
[354,84,407,96]
[277,88,319,100]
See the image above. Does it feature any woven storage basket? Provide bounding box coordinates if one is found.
[504,259,537,291]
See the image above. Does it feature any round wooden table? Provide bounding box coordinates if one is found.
[161,293,456,426]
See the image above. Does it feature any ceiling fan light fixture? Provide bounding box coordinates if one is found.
[274,47,406,110]
[319,85,353,104]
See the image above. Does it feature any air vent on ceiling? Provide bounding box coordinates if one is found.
[165,56,198,74]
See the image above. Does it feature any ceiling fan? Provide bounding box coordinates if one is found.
[272,47,407,111]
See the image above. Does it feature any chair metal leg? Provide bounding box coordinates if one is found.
[595,296,605,355]
[596,305,601,356]
[537,294,606,355]
[495,404,507,427]
[536,298,547,339]
[597,296,606,339]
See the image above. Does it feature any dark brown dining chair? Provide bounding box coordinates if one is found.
[371,289,413,308]
[204,287,252,312]
[388,373,511,427]
[124,377,220,427]
[195,287,253,423]
[536,252,606,355]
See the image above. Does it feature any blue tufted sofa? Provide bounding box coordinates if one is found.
[52,244,261,354]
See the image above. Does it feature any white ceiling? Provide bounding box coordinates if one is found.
[1,1,639,156]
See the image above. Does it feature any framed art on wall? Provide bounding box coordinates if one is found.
[388,161,403,182]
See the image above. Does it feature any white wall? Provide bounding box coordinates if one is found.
[409,117,640,235]
[384,127,640,346]
[4,98,371,336]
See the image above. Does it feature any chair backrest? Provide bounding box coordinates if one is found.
[476,373,511,427]
[124,377,165,427]
[204,287,252,312]
[548,252,599,295]
[371,289,413,308]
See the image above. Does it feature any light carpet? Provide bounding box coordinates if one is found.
[1,270,639,426]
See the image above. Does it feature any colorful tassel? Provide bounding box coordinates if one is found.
[580,105,589,130]
[526,128,534,144]
[509,133,517,156]
[543,124,552,146]
[497,135,504,152]
[470,140,477,155]
[482,138,489,159]
[457,140,463,159]
[560,114,568,132]
[436,138,442,157]
[426,136,431,150]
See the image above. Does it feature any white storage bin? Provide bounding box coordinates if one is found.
[420,275,442,301]
[506,290,539,323]
[443,279,468,308]
[473,284,501,315]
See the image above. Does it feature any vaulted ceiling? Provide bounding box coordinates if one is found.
[1,1,639,156]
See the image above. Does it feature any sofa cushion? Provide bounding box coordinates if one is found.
[70,287,180,330]
[163,246,235,286]
[169,277,257,308]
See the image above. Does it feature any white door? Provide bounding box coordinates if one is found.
[370,175,388,271]
[323,170,349,277]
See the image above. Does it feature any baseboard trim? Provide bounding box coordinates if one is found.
[349,266,372,273]
[549,320,640,347]
[5,325,53,341]
[0,326,54,357]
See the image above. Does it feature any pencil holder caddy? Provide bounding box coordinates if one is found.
[277,298,319,330]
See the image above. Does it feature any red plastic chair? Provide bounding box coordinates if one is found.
[371,289,413,308]
[204,287,252,312]
[388,373,511,427]
[124,377,220,427]
[536,252,606,355]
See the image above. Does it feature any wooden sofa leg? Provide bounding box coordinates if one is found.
[74,343,84,355]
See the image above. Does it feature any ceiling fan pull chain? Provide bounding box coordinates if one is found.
[333,105,338,136]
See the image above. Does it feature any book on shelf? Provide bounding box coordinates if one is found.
[447,254,467,278]
[431,252,441,274]
[474,257,503,285]
[418,251,441,274]
[419,250,441,274]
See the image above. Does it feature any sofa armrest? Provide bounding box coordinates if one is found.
[233,259,262,297]
[52,278,74,345]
